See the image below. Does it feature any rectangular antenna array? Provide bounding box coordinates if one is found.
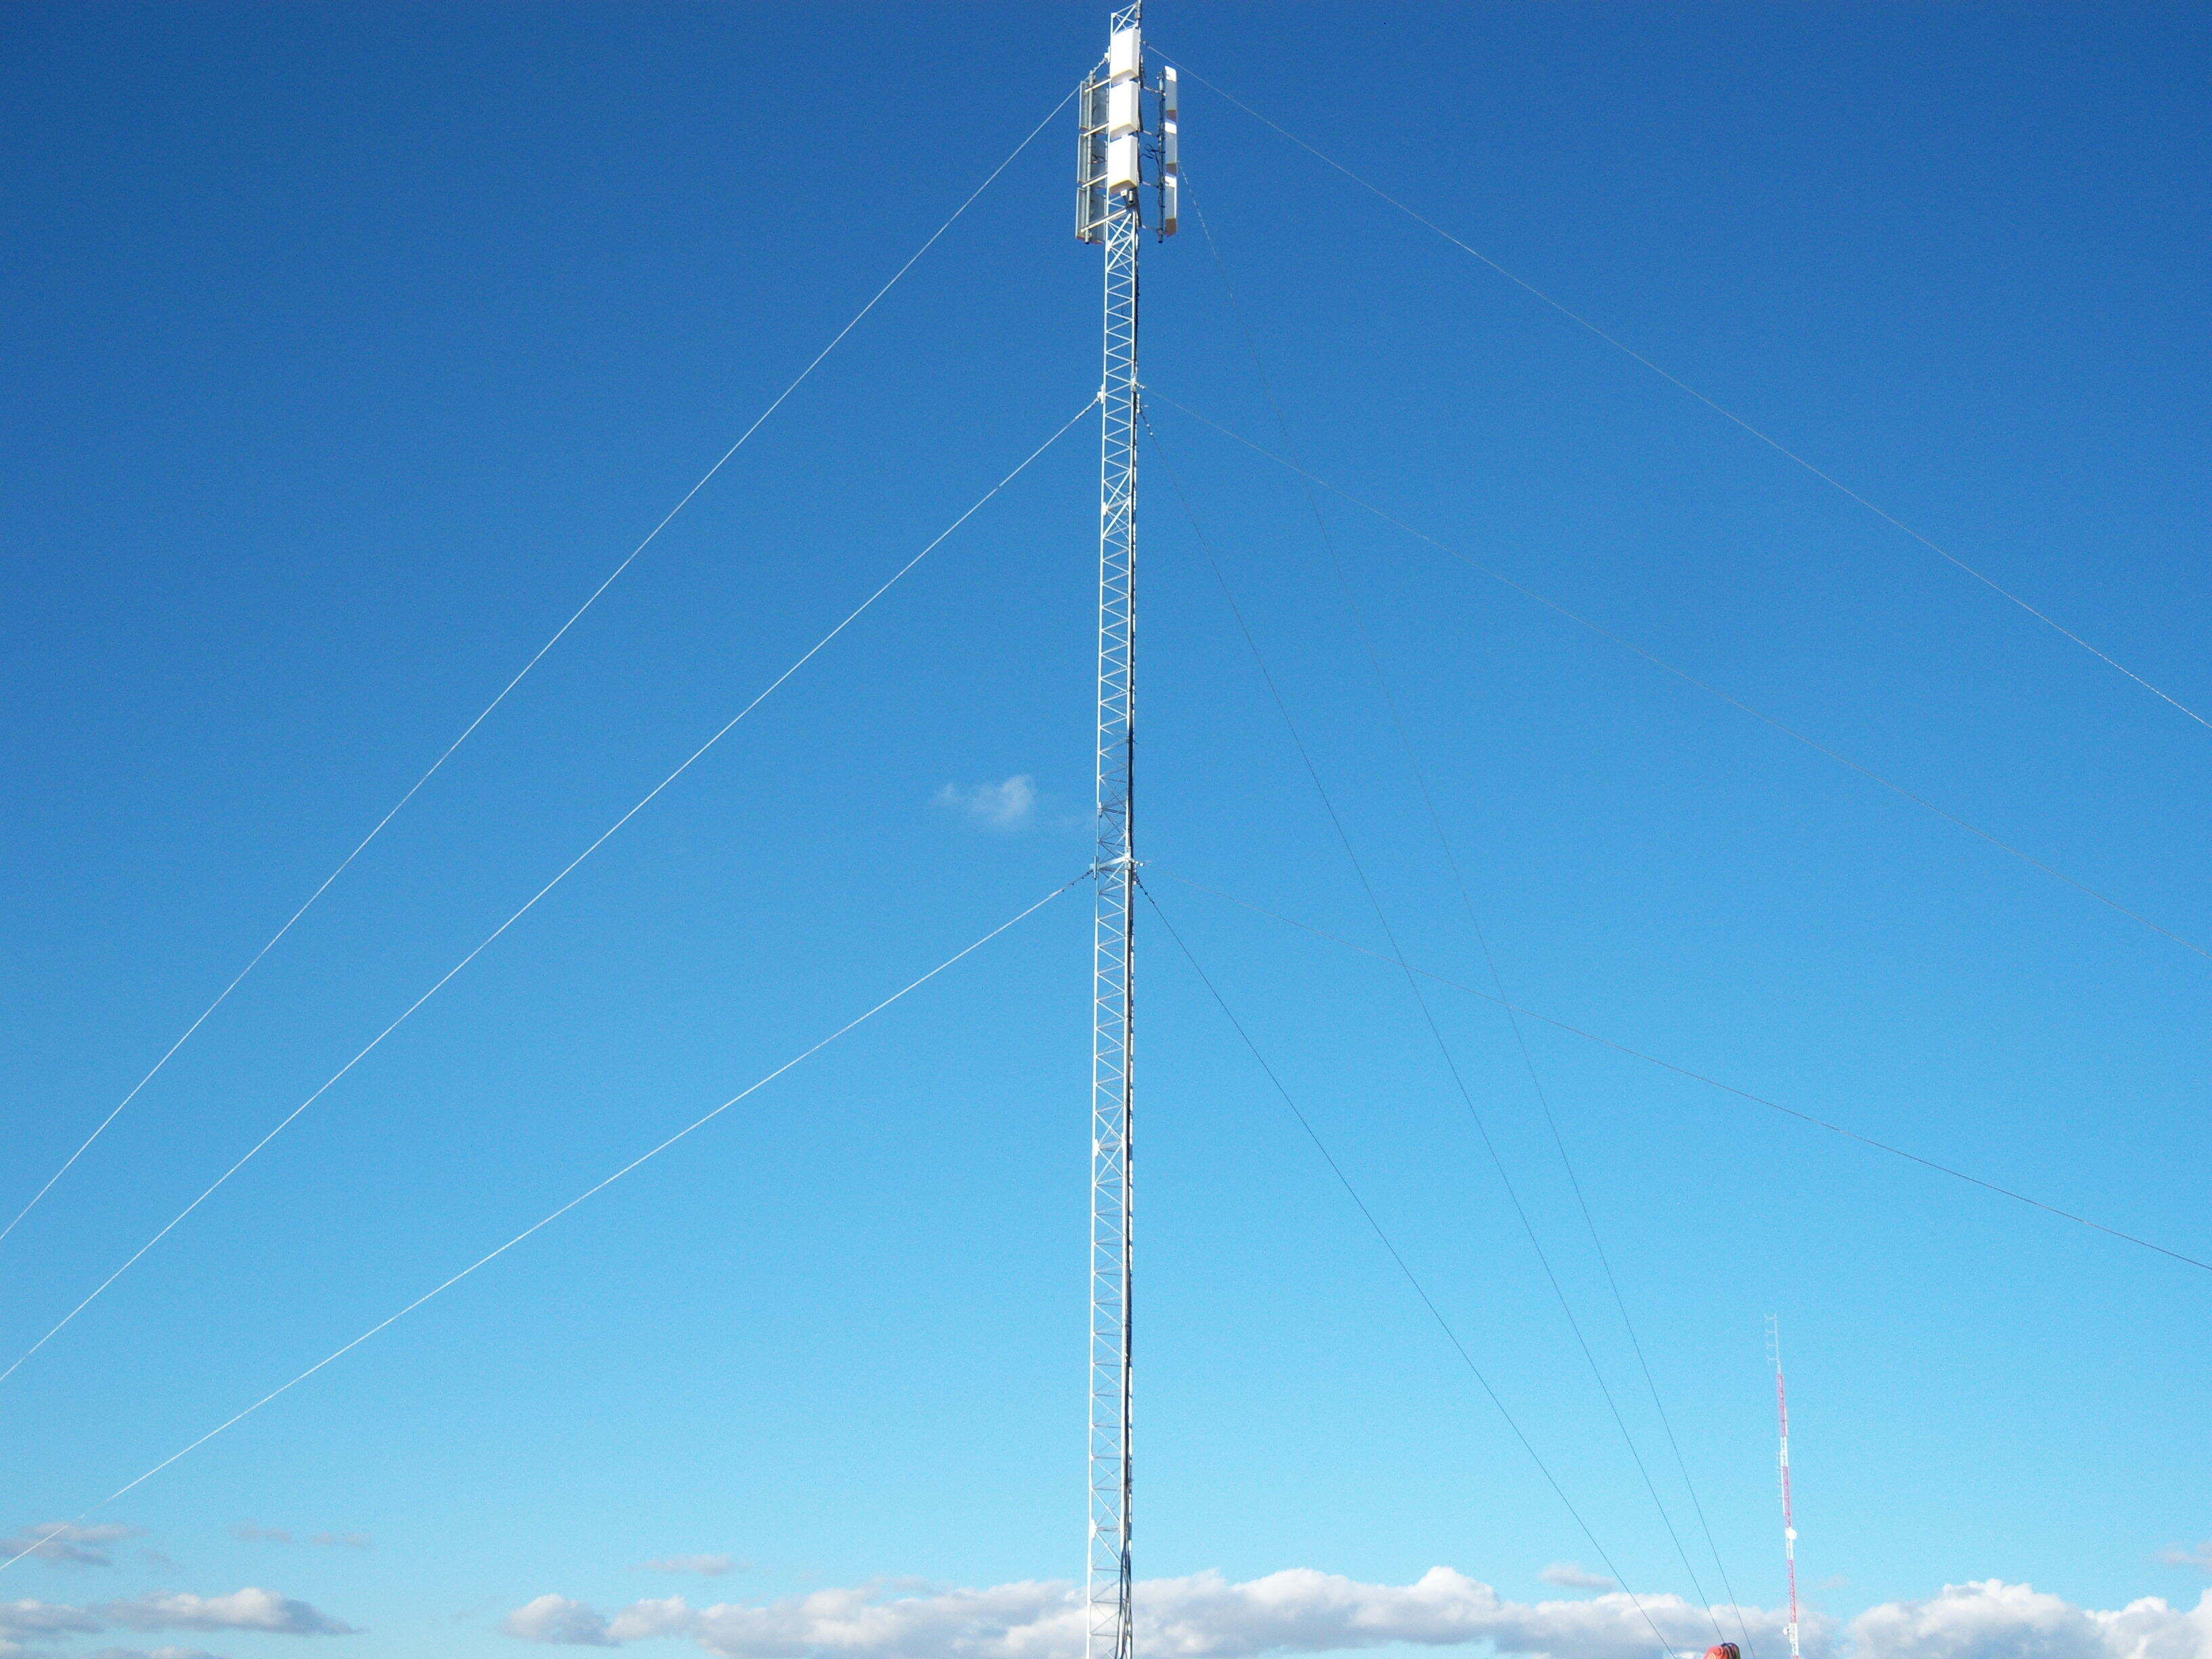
[1076,20,1178,245]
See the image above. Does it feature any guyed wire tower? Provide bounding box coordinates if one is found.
[1077,12,1178,1659]
[1770,1318,1803,1659]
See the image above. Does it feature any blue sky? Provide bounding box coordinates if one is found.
[3,5,2207,1659]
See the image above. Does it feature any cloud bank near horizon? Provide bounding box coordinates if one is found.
[499,1568,2212,1659]
[0,1585,352,1658]
[508,1566,1778,1658]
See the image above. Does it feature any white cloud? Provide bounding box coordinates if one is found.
[0,1601,100,1659]
[0,1586,354,1658]
[98,1589,355,1637]
[642,1560,742,1580]
[0,1599,104,1641]
[934,777,1037,831]
[506,1597,615,1647]
[230,1526,366,1551]
[500,1567,1790,1659]
[0,1524,145,1570]
[2162,1547,2212,1576]
[1848,1580,2212,1659]
[1540,1565,1618,1593]
[500,1571,2212,1659]
[612,1600,701,1644]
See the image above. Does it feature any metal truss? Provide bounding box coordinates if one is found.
[1087,32,1141,1659]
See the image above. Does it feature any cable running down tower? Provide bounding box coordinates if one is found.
[1076,16,1177,1659]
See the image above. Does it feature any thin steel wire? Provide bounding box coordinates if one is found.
[0,398,1097,1393]
[1159,867,2212,1278]
[1165,60,2210,735]
[0,81,1082,1258]
[0,876,1082,1576]
[1152,393,2207,963]
[1181,177,1757,1651]
[1141,885,1685,1659]
[1148,421,1727,1644]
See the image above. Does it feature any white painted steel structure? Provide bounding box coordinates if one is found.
[1077,14,1174,1659]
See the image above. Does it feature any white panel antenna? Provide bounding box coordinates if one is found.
[1106,134,1141,194]
[1159,66,1179,235]
[1108,25,1141,83]
[1107,80,1141,138]
[1076,15,1180,244]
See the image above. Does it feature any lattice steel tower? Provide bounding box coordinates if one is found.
[1075,16,1176,1659]
[1769,1318,1803,1659]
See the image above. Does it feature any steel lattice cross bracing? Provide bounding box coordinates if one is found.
[1088,118,1139,1659]
[1082,9,1174,1659]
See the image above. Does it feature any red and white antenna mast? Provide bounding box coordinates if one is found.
[1768,1317,1801,1659]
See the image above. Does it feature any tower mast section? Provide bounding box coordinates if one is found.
[1770,1318,1802,1659]
[1076,17,1176,1659]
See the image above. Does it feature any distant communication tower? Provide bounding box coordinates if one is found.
[1769,1317,1802,1659]
[1076,12,1176,1659]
